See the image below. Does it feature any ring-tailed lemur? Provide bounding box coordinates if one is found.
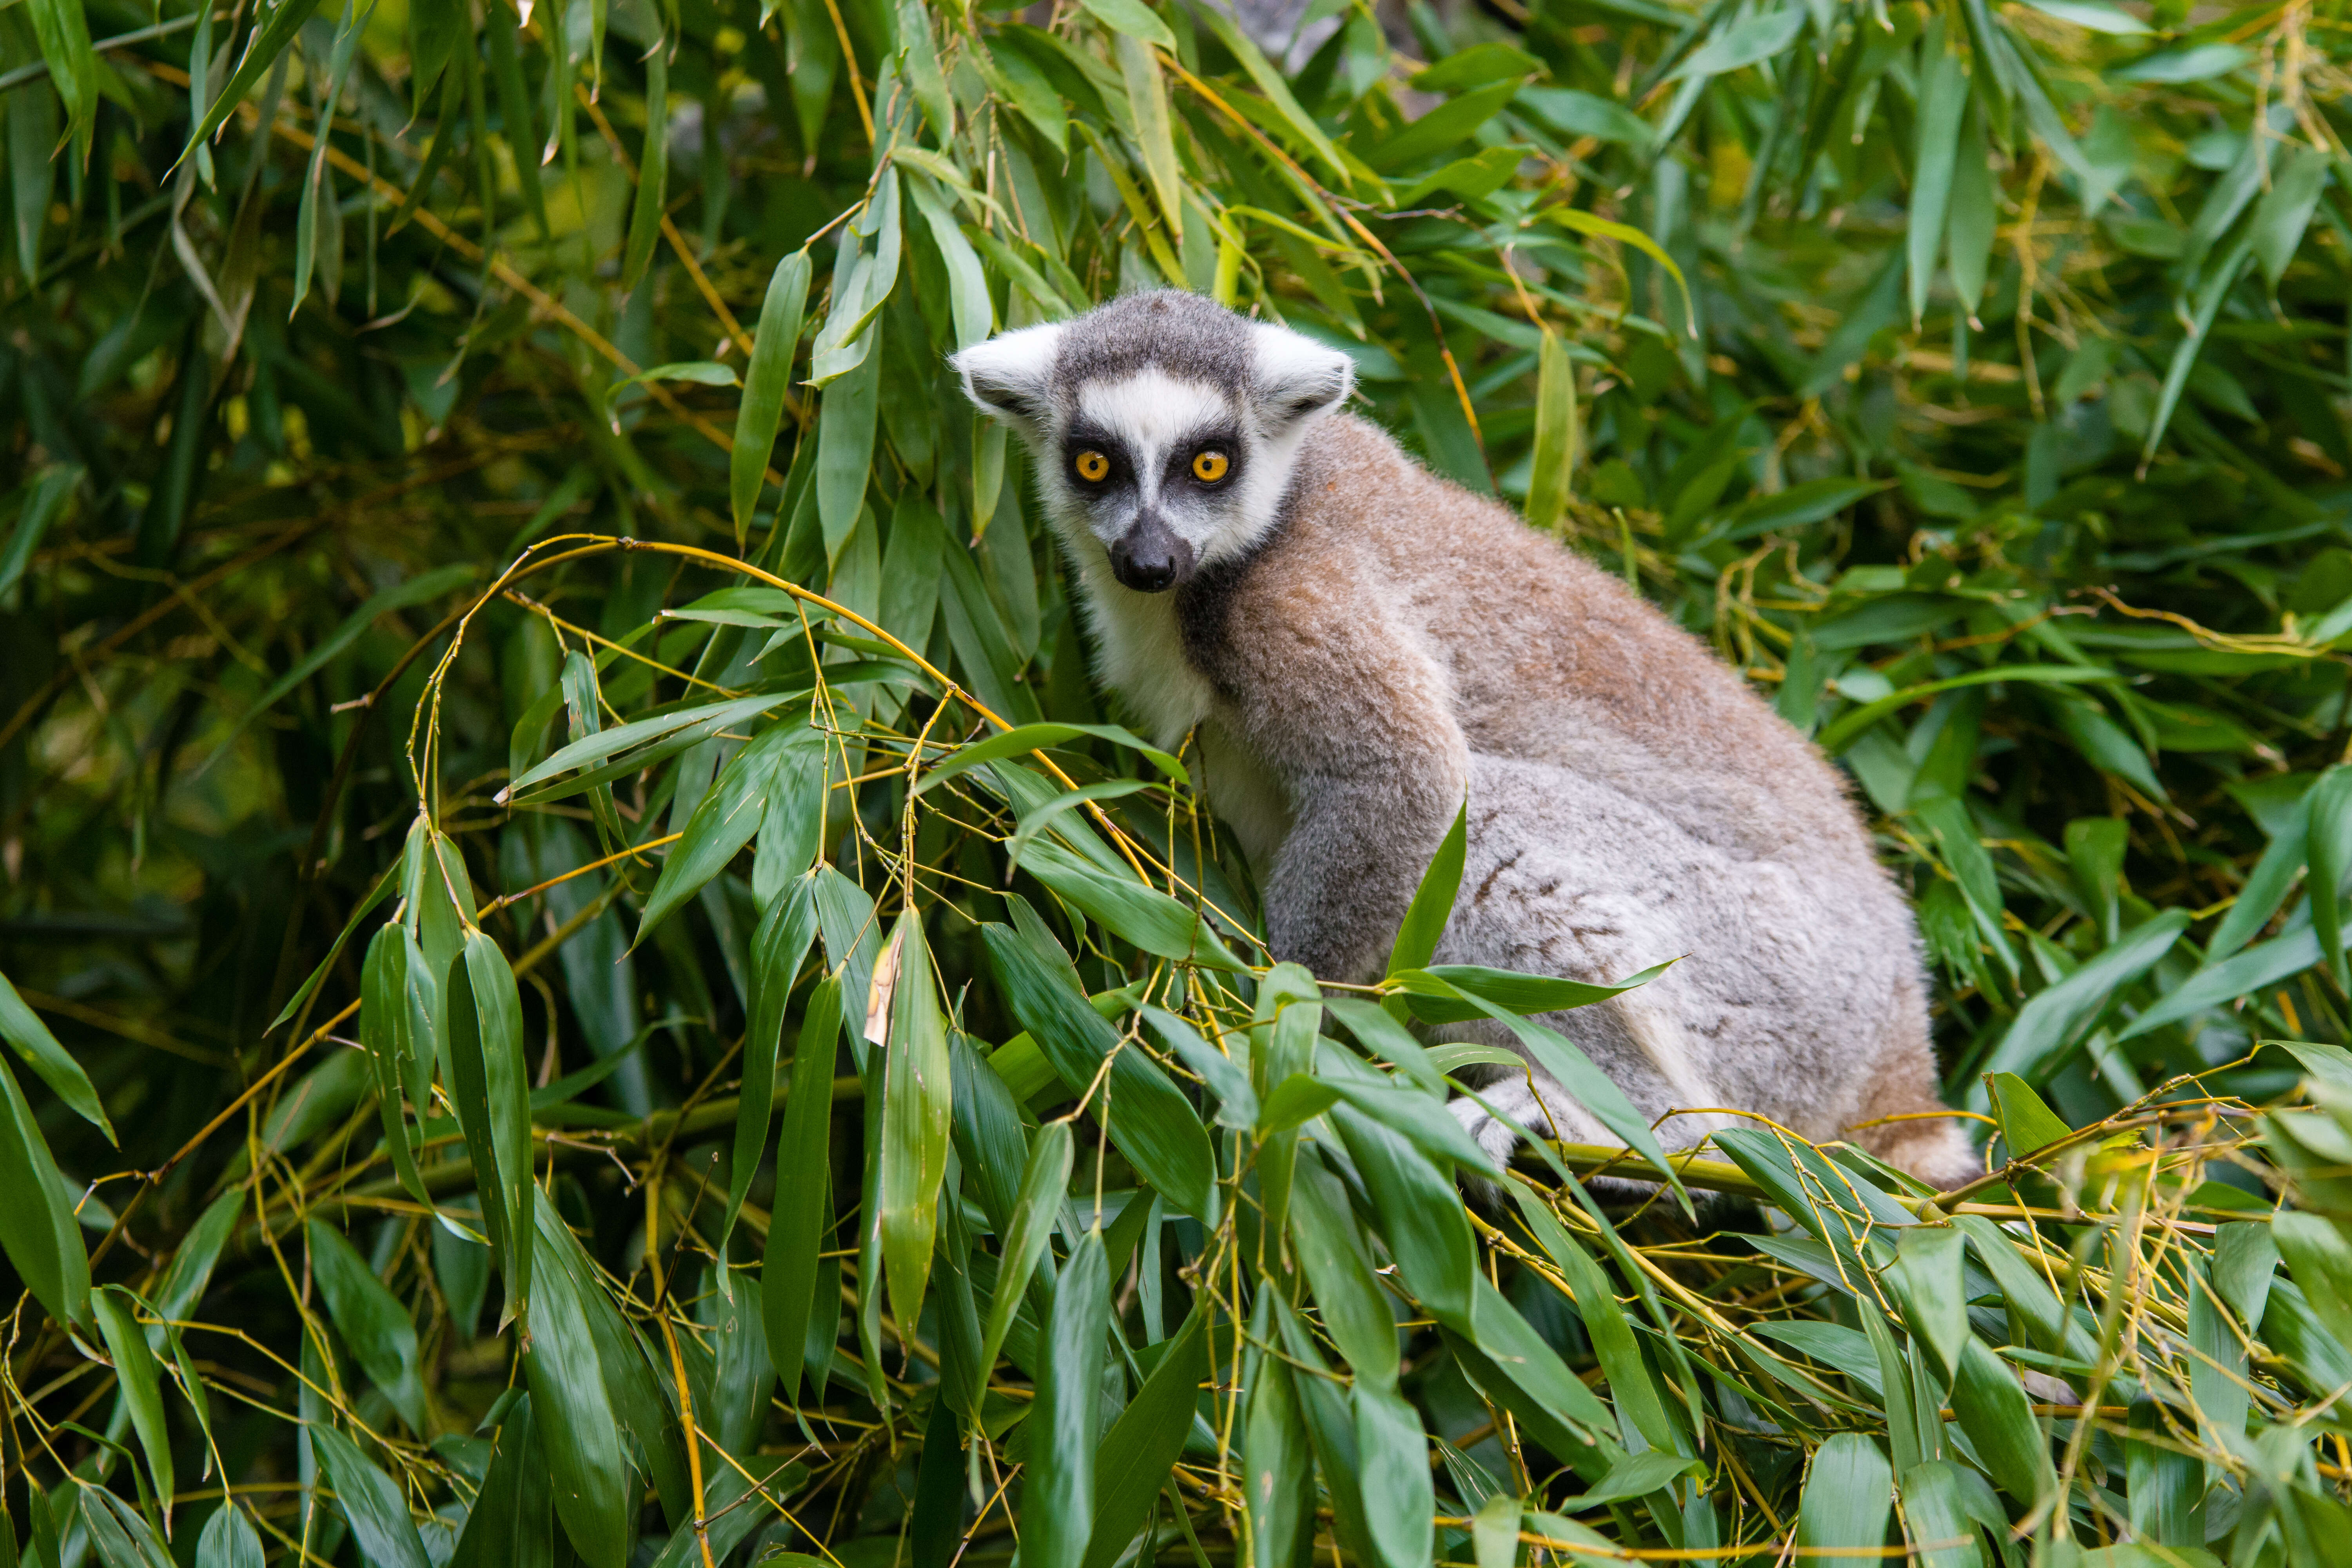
[953,291,1977,1188]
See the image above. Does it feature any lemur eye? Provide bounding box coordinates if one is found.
[1073,450,1111,483]
[1192,450,1230,483]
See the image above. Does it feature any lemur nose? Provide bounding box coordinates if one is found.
[1109,516,1193,593]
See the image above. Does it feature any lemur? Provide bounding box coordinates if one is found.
[953,291,1977,1189]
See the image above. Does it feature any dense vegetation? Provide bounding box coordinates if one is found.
[4,0,2352,1559]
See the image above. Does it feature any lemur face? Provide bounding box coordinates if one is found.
[953,292,1354,594]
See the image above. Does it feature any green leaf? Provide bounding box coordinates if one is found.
[1024,1229,1109,1565]
[484,0,544,235]
[1947,109,1998,323]
[1389,958,1670,1022]
[531,1189,693,1526]
[1947,1337,2056,1502]
[731,249,812,537]
[877,909,953,1339]
[2274,1213,2352,1354]
[1798,1432,1893,1559]
[2252,143,2331,290]
[82,1488,175,1568]
[1666,6,1805,79]
[1388,797,1467,979]
[1113,33,1182,231]
[1354,1384,1436,1568]
[1558,1448,1705,1510]
[1018,839,1247,972]
[1517,86,1654,146]
[519,1212,631,1568]
[977,1118,1072,1383]
[449,1394,553,1568]
[2307,766,2352,989]
[894,0,953,142]
[0,964,112,1139]
[728,879,822,1252]
[916,722,1189,794]
[636,719,815,944]
[1524,330,1579,531]
[359,925,428,1207]
[443,931,534,1324]
[195,1505,267,1568]
[180,0,328,157]
[2017,0,2148,30]
[310,1425,432,1568]
[981,920,1218,1220]
[1080,1305,1210,1568]
[1290,1156,1402,1390]
[620,39,668,292]
[814,336,884,564]
[601,361,737,430]
[25,0,97,160]
[1077,0,1174,49]
[307,1220,428,1430]
[1185,4,1351,187]
[1334,1103,1476,1331]
[763,972,842,1397]
[93,1287,174,1526]
[1245,1352,1316,1568]
[1412,972,1689,1200]
[1504,1185,1676,1449]
[0,465,79,604]
[505,692,800,801]
[1363,79,1522,172]
[1986,1073,2072,1160]
[1973,909,2190,1091]
[1908,34,1968,329]
[1893,1225,1968,1381]
[1474,1493,1523,1568]
[0,1052,89,1330]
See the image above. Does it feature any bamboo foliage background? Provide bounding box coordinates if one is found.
[3,0,2352,1559]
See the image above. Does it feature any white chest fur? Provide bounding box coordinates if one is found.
[1067,560,1293,870]
[1069,558,1216,748]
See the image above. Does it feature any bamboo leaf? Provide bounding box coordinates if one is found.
[1080,1305,1210,1568]
[0,964,112,1139]
[1798,1433,1893,1561]
[977,1118,1072,1381]
[0,1052,89,1330]
[1387,796,1466,980]
[1524,329,1579,530]
[731,249,812,537]
[620,39,668,293]
[443,931,534,1324]
[878,908,952,1338]
[981,919,1218,1219]
[310,1425,432,1568]
[307,1220,428,1430]
[93,1287,174,1529]
[1025,1229,1110,1564]
[195,1505,266,1568]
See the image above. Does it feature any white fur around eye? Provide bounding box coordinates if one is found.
[1074,372,1232,473]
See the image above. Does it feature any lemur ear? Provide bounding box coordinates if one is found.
[1251,322,1356,432]
[951,323,1063,428]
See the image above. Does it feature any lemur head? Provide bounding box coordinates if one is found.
[952,292,1354,593]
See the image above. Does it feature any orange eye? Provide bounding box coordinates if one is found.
[1074,450,1110,483]
[1192,450,1230,483]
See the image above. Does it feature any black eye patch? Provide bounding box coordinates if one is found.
[1166,425,1243,490]
[1062,426,1132,487]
